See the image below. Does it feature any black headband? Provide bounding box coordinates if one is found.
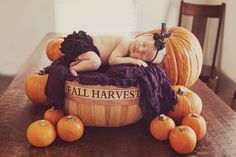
[147,33,166,63]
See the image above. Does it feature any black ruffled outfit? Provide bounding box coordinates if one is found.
[60,31,100,65]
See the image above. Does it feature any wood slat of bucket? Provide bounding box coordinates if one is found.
[94,104,106,126]
[108,105,122,127]
[124,103,139,125]
[64,81,143,127]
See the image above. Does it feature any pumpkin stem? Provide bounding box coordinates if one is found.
[161,23,171,38]
[177,88,184,95]
[39,120,47,127]
[179,127,186,132]
[159,114,167,121]
[50,106,55,111]
[39,69,46,75]
[67,115,74,121]
[191,113,199,118]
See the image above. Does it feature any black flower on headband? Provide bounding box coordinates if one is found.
[153,33,166,51]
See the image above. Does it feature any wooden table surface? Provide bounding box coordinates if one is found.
[1,33,236,157]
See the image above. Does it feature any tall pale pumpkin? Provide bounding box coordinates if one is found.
[138,25,203,87]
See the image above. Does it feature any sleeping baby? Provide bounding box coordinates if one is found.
[60,30,167,76]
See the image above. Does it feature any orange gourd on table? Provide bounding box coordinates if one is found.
[44,106,65,126]
[26,120,56,147]
[182,113,207,141]
[140,24,203,87]
[57,115,84,142]
[24,69,48,105]
[150,114,175,141]
[46,37,64,61]
[169,125,197,154]
[168,85,202,121]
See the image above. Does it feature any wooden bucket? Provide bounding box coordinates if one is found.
[64,81,143,127]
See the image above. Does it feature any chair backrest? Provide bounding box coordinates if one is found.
[231,89,236,111]
[178,0,225,71]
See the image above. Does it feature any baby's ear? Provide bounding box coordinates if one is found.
[152,48,167,64]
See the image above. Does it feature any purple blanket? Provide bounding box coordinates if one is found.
[45,56,177,121]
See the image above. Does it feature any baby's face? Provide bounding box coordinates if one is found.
[129,34,157,62]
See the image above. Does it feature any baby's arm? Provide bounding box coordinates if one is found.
[108,37,148,67]
[69,51,102,76]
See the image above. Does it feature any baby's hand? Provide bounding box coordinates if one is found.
[131,59,148,67]
[69,68,78,76]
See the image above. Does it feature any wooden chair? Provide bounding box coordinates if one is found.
[178,0,226,91]
[231,89,236,111]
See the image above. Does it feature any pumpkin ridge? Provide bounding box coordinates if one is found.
[34,78,40,103]
[172,33,201,86]
[190,34,203,80]
[175,39,191,85]
[179,36,198,86]
[175,36,196,86]
[185,34,202,84]
[169,38,183,85]
[179,31,203,81]
[188,92,202,114]
[178,86,188,117]
[177,87,186,119]
[162,38,178,85]
[184,94,193,115]
[172,27,203,85]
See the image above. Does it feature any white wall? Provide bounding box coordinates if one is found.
[0,0,55,75]
[55,0,137,34]
[136,0,208,32]
[219,0,236,81]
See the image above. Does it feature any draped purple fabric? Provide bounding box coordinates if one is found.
[45,56,177,121]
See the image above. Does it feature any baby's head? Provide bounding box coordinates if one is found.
[129,33,166,64]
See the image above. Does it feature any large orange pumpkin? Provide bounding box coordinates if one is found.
[138,24,203,87]
[150,114,175,141]
[46,37,64,61]
[169,125,197,154]
[168,85,202,122]
[44,106,65,126]
[24,69,48,105]
[57,115,84,142]
[26,120,56,147]
[182,113,207,141]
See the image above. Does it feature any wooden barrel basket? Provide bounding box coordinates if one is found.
[64,81,143,127]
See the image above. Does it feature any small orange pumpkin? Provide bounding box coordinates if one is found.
[182,113,207,141]
[57,115,84,142]
[26,120,56,147]
[44,106,65,126]
[169,125,197,154]
[150,114,175,141]
[168,85,202,122]
[46,37,64,61]
[24,69,48,105]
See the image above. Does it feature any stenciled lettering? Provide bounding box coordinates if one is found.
[68,85,140,100]
[92,90,100,98]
